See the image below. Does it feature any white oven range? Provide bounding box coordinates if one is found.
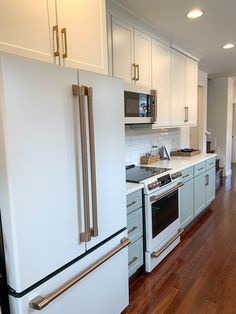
[141,170,184,272]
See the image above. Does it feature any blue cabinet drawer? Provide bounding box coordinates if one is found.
[127,207,143,244]
[128,238,143,277]
[206,157,216,170]
[194,161,206,177]
[126,189,142,214]
[181,167,193,183]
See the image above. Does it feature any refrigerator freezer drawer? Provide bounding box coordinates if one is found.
[9,231,129,314]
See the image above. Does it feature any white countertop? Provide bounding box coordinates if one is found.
[126,182,143,195]
[144,153,217,172]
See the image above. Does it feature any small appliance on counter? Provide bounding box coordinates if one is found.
[170,148,201,157]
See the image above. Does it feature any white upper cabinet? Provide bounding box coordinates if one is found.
[0,0,108,74]
[171,49,186,126]
[0,0,53,63]
[185,57,198,125]
[111,17,151,90]
[112,17,134,84]
[134,29,151,88]
[54,0,108,74]
[151,40,171,126]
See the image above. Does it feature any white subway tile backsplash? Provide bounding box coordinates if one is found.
[125,126,180,165]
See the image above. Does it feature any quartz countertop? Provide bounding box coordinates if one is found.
[144,153,217,172]
[126,182,143,195]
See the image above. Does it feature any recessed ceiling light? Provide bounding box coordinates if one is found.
[223,43,235,49]
[187,9,204,19]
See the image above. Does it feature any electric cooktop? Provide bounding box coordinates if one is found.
[126,165,171,183]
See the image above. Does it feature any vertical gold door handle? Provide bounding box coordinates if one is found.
[53,25,60,57]
[135,64,140,81]
[132,64,136,80]
[86,87,98,238]
[61,28,68,59]
[184,107,188,122]
[72,85,91,243]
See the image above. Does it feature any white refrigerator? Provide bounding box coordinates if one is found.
[0,53,129,314]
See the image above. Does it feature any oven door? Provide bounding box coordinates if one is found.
[145,182,182,252]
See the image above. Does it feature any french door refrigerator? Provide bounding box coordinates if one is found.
[0,53,129,314]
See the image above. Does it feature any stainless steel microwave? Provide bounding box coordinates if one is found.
[124,90,157,124]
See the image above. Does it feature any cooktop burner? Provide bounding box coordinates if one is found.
[126,165,171,183]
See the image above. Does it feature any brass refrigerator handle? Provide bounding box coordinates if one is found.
[86,86,98,237]
[132,64,136,80]
[61,27,68,59]
[72,85,91,243]
[53,25,60,57]
[135,64,140,81]
[151,229,184,258]
[150,182,184,203]
[151,89,157,123]
[30,237,130,311]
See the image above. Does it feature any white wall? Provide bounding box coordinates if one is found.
[207,77,233,176]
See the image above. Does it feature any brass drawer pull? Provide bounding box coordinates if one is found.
[129,256,138,266]
[128,226,138,234]
[182,174,190,179]
[209,162,214,165]
[151,229,184,258]
[127,200,137,208]
[197,167,204,171]
[30,237,130,310]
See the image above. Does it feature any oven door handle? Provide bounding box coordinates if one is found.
[150,182,184,203]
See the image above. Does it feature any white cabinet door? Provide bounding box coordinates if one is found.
[78,70,126,250]
[179,179,194,228]
[171,50,186,126]
[54,0,108,74]
[0,54,86,292]
[134,29,152,88]
[186,57,198,125]
[111,17,134,84]
[151,40,171,126]
[0,0,54,63]
[194,173,206,216]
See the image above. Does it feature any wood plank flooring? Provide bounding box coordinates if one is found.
[123,165,236,314]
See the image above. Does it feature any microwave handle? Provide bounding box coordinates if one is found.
[151,89,157,123]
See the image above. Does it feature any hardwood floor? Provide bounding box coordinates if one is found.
[123,166,236,314]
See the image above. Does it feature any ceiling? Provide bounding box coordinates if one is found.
[114,0,236,77]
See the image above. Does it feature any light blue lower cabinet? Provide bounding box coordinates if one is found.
[205,167,216,206]
[179,179,194,228]
[128,237,144,277]
[194,173,207,216]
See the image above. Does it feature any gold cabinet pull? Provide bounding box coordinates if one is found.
[61,27,68,59]
[86,86,98,237]
[135,64,140,81]
[184,106,188,122]
[205,174,209,186]
[151,89,157,123]
[151,229,184,258]
[128,256,138,266]
[128,226,138,234]
[132,64,136,80]
[53,25,60,57]
[127,200,137,208]
[30,237,130,311]
[182,174,190,179]
[72,85,91,243]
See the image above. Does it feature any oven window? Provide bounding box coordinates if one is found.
[151,190,178,238]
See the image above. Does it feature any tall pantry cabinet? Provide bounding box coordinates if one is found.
[0,0,108,74]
